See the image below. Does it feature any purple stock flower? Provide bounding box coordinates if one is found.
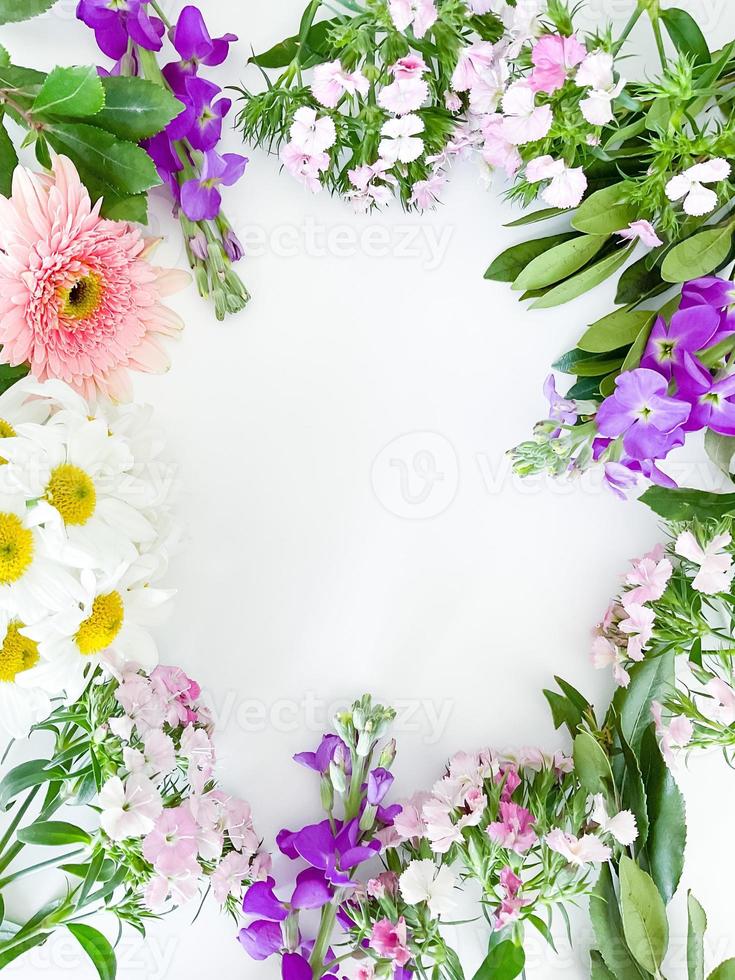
[595,369,690,461]
[238,918,283,960]
[164,5,238,91]
[641,306,720,380]
[223,230,245,262]
[544,374,577,429]
[682,276,735,313]
[294,734,350,775]
[76,0,164,59]
[367,767,394,805]
[674,353,735,435]
[282,953,312,980]
[180,150,247,221]
[290,818,380,886]
[166,76,231,150]
[603,461,641,500]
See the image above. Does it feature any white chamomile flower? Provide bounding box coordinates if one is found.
[19,563,175,703]
[0,491,83,624]
[665,158,731,217]
[0,391,165,575]
[399,859,458,918]
[0,610,51,738]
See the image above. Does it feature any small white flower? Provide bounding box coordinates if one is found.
[379,114,426,164]
[665,158,731,217]
[590,795,638,846]
[98,773,162,841]
[289,107,337,156]
[399,859,458,917]
[526,155,587,209]
[546,829,612,866]
[675,530,734,594]
[500,81,553,146]
[575,52,625,126]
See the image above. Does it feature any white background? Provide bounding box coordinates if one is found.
[3,1,735,977]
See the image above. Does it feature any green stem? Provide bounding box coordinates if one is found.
[651,17,667,69]
[614,5,644,53]
[148,0,172,29]
[0,786,39,861]
[309,900,339,978]
[0,849,84,890]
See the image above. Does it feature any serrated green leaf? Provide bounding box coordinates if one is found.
[512,234,607,292]
[0,119,17,197]
[572,183,638,236]
[639,726,686,904]
[44,121,159,194]
[611,653,675,760]
[530,243,635,310]
[96,76,183,141]
[0,0,57,23]
[33,65,104,118]
[67,924,116,980]
[484,233,576,283]
[616,724,649,853]
[687,892,707,980]
[619,857,669,975]
[662,224,735,283]
[578,309,655,354]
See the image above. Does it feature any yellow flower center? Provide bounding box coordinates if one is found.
[46,464,97,526]
[0,621,40,682]
[0,513,34,586]
[59,273,103,322]
[0,419,16,439]
[75,592,124,656]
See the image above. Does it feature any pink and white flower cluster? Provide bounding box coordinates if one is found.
[592,544,674,688]
[96,662,270,911]
[387,746,629,931]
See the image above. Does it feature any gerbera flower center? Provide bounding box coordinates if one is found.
[0,621,40,682]
[46,464,97,526]
[0,513,34,586]
[59,273,103,322]
[75,591,124,656]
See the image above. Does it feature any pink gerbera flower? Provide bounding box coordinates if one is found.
[0,155,189,402]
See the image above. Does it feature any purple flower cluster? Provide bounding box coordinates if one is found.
[594,276,735,496]
[238,733,400,980]
[77,2,248,230]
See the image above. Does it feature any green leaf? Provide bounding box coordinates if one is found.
[640,486,735,521]
[33,65,104,118]
[553,347,626,377]
[0,0,57,23]
[619,857,669,975]
[616,725,649,852]
[67,924,116,980]
[620,315,657,373]
[704,429,735,477]
[250,18,336,69]
[0,119,18,197]
[504,206,566,227]
[96,76,183,141]
[661,224,735,283]
[512,234,607,292]
[578,310,655,354]
[0,759,65,809]
[100,191,148,223]
[590,865,649,979]
[639,726,686,904]
[0,933,51,969]
[484,233,576,283]
[472,941,525,980]
[17,820,92,846]
[709,960,735,980]
[661,8,710,64]
[572,183,638,236]
[0,894,4,927]
[612,653,675,759]
[573,731,614,795]
[530,244,635,310]
[545,690,584,735]
[615,254,666,305]
[687,892,707,980]
[590,950,617,980]
[44,121,159,195]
